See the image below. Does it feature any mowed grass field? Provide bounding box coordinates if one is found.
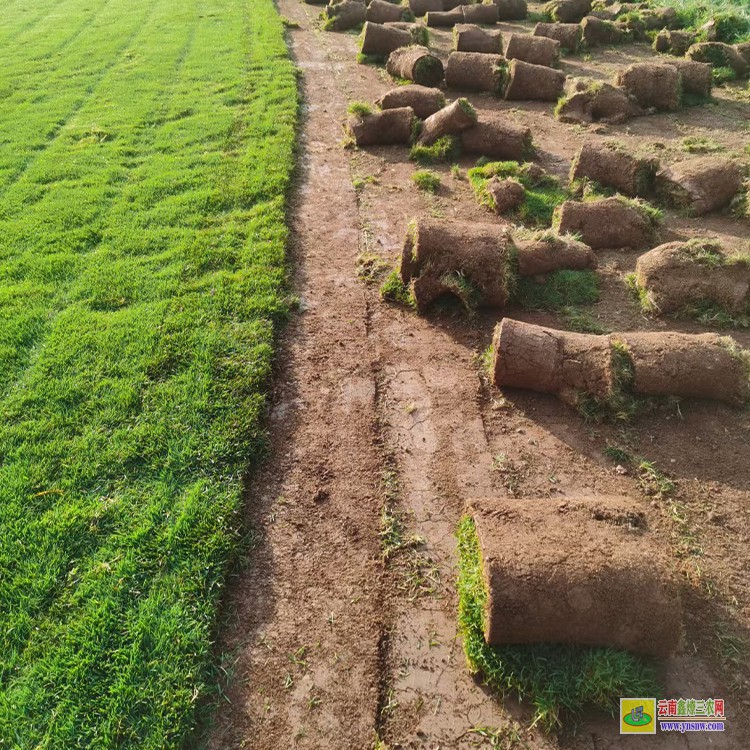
[0,0,296,746]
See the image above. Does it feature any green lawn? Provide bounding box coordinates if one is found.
[0,0,297,746]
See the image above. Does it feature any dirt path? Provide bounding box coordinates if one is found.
[209,3,750,748]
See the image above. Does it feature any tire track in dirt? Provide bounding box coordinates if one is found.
[206,9,387,749]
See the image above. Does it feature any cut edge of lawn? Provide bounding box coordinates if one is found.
[456,515,660,732]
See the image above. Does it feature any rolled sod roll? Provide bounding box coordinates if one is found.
[533,22,581,52]
[736,42,750,67]
[426,8,464,26]
[409,0,442,16]
[360,21,412,56]
[454,24,503,54]
[366,0,408,23]
[503,58,566,101]
[516,232,597,276]
[325,0,367,30]
[613,62,682,111]
[634,241,750,316]
[570,142,658,197]
[386,46,444,86]
[580,16,628,46]
[556,79,644,124]
[376,84,445,118]
[619,331,749,406]
[554,197,657,250]
[460,118,534,160]
[661,58,712,98]
[346,106,416,146]
[400,219,518,310]
[486,177,526,214]
[687,42,749,79]
[417,98,476,144]
[460,3,499,24]
[492,318,616,400]
[492,0,527,21]
[655,156,744,216]
[653,29,696,56]
[445,51,506,93]
[469,497,682,657]
[542,0,592,23]
[505,33,560,67]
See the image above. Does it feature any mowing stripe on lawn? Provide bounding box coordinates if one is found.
[0,0,297,746]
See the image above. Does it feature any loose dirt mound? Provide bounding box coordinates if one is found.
[571,141,658,196]
[655,156,745,216]
[400,219,517,310]
[555,196,657,249]
[470,497,682,656]
[635,241,750,315]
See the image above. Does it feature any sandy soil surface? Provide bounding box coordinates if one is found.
[206,3,750,748]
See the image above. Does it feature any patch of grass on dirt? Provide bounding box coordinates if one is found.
[412,169,441,192]
[348,100,374,117]
[357,252,391,283]
[514,270,600,312]
[381,270,416,308]
[469,161,569,227]
[604,446,677,498]
[561,306,610,334]
[625,272,658,314]
[713,66,738,86]
[409,135,459,164]
[457,516,660,732]
[0,0,298,746]
[680,135,724,153]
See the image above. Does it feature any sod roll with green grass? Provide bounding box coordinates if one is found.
[457,513,661,731]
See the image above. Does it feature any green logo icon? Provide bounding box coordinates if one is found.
[623,705,652,727]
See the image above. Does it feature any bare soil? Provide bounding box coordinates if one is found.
[207,3,750,748]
